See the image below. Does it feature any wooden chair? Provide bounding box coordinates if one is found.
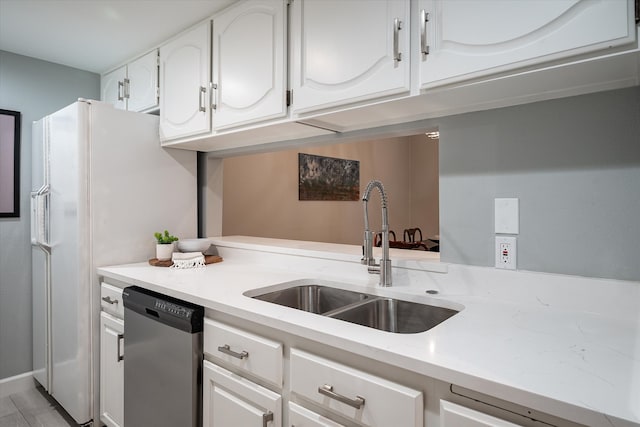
[403,227,423,243]
[374,230,396,247]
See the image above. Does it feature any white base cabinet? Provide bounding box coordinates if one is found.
[99,283,124,427]
[99,312,124,427]
[203,361,281,427]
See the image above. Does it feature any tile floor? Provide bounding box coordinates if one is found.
[0,387,78,427]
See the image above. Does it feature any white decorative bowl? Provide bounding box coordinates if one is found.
[176,238,212,253]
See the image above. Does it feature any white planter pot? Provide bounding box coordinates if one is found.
[156,243,174,261]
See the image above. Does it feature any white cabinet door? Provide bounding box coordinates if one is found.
[100,312,124,427]
[212,0,287,130]
[160,21,212,141]
[291,0,410,114]
[203,361,281,427]
[418,0,636,89]
[440,400,523,427]
[101,66,127,111]
[289,402,346,427]
[127,50,159,112]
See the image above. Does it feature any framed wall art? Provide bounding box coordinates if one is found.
[0,109,21,218]
[298,153,359,201]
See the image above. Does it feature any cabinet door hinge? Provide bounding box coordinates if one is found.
[286,90,292,107]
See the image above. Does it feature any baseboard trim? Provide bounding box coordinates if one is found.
[0,371,36,398]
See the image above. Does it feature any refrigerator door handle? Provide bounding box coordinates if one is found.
[30,191,39,245]
[31,185,51,252]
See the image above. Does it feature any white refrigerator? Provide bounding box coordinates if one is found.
[30,100,197,425]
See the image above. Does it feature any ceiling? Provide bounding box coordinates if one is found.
[0,0,235,74]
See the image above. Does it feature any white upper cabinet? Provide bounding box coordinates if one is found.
[212,0,287,131]
[160,21,212,141]
[101,66,127,111]
[101,50,159,113]
[417,0,637,89]
[127,50,159,112]
[290,0,411,115]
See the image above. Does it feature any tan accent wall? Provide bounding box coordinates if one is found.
[222,135,439,245]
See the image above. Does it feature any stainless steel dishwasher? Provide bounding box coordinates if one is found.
[122,286,204,427]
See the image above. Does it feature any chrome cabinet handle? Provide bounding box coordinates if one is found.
[198,86,207,112]
[262,411,273,427]
[393,18,403,62]
[117,333,124,362]
[318,384,365,409]
[102,296,118,305]
[117,81,125,101]
[124,78,131,99]
[420,10,430,55]
[211,83,218,111]
[217,344,249,360]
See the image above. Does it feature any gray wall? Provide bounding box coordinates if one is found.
[439,86,640,281]
[0,51,99,380]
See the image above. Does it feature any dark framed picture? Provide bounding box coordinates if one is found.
[298,153,359,201]
[0,109,21,218]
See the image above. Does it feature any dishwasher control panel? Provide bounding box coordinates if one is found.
[123,285,204,333]
[155,300,193,319]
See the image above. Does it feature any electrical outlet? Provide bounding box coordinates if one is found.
[495,236,516,270]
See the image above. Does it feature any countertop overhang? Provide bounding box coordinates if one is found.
[98,236,640,427]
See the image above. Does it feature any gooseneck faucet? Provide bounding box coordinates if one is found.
[361,180,392,286]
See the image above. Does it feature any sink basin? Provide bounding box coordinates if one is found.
[247,280,461,334]
[328,298,458,334]
[251,284,369,314]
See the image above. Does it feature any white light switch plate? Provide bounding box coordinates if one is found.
[495,198,519,234]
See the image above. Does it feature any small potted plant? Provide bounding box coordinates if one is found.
[154,230,179,261]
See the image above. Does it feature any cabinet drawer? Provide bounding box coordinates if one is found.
[290,349,423,427]
[289,402,346,427]
[440,400,523,427]
[100,283,124,318]
[204,319,283,388]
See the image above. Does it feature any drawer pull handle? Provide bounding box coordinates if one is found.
[117,334,124,362]
[102,296,118,305]
[318,384,365,409]
[262,411,273,427]
[217,344,249,360]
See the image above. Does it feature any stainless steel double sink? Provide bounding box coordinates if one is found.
[244,280,460,334]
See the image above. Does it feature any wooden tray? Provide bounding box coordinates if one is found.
[148,255,223,267]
